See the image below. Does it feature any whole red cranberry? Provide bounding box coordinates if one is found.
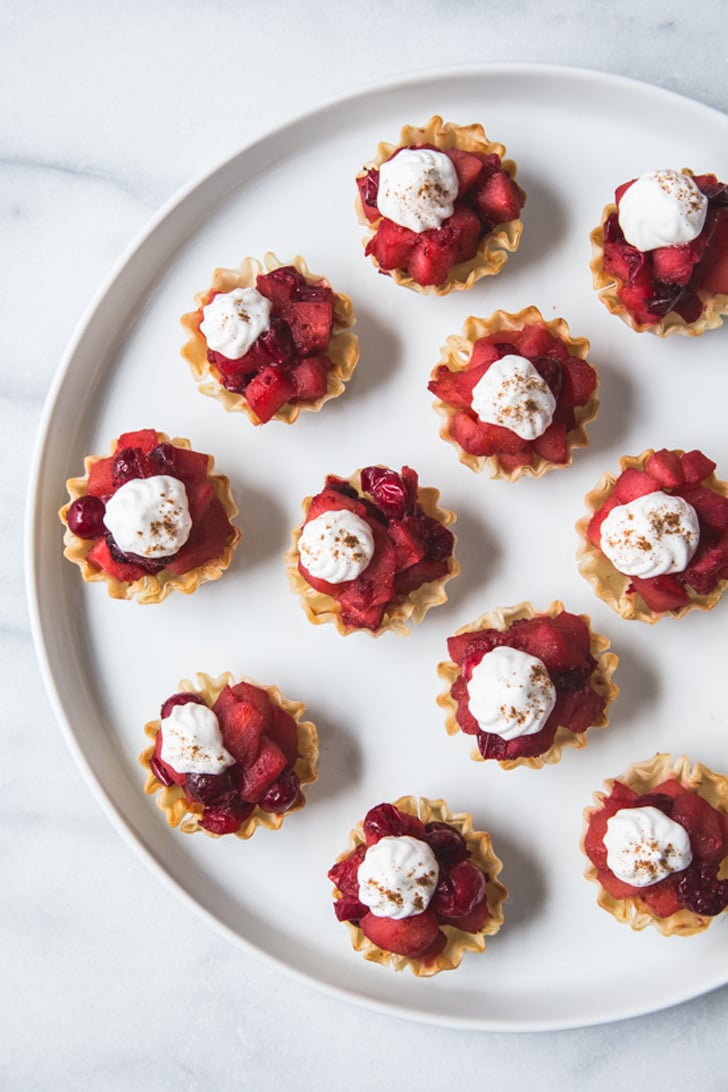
[111,446,145,487]
[149,442,176,474]
[360,466,410,520]
[67,495,106,539]
[423,822,469,866]
[185,769,238,807]
[678,863,728,916]
[431,860,486,918]
[362,802,424,844]
[259,768,301,814]
[160,692,207,720]
[199,808,243,836]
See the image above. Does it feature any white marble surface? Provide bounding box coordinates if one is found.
[6,1,728,1088]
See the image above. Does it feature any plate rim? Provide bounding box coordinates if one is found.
[25,61,728,1032]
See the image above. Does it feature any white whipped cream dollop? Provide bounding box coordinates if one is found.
[604,805,693,887]
[299,509,375,584]
[467,645,557,740]
[377,148,459,233]
[200,286,272,359]
[357,835,440,919]
[617,170,708,251]
[600,490,700,578]
[470,354,556,440]
[103,475,192,558]
[160,702,235,775]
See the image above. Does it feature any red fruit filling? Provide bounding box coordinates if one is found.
[67,429,236,583]
[359,144,525,287]
[428,322,596,470]
[584,779,728,917]
[446,610,607,763]
[601,173,728,327]
[152,681,304,834]
[586,448,728,613]
[328,802,491,960]
[201,266,338,421]
[298,465,455,631]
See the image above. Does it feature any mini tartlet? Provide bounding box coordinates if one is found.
[60,428,240,604]
[356,115,525,294]
[576,447,728,622]
[437,602,618,770]
[140,671,318,838]
[328,796,507,976]
[428,306,599,479]
[181,253,359,424]
[590,168,728,336]
[582,753,728,936]
[286,465,459,636]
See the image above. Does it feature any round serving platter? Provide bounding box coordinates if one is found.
[27,64,728,1030]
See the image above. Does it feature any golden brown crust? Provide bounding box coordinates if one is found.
[138,671,318,839]
[581,754,728,936]
[284,470,459,637]
[356,115,525,295]
[59,432,240,604]
[589,168,728,337]
[576,449,728,623]
[180,252,359,424]
[436,601,618,771]
[331,795,507,976]
[431,306,599,479]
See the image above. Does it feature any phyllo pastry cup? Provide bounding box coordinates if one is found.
[437,601,618,771]
[140,671,318,839]
[589,168,728,337]
[576,447,728,623]
[59,428,240,604]
[581,753,728,936]
[286,464,459,637]
[356,115,525,295]
[429,306,599,480]
[329,795,507,976]
[181,252,359,424]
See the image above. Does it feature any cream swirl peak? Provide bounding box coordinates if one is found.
[377,148,459,233]
[604,806,693,887]
[470,354,556,440]
[600,491,700,578]
[200,286,272,359]
[160,702,235,776]
[103,475,192,558]
[299,509,375,584]
[618,170,708,251]
[357,835,440,919]
[466,645,557,740]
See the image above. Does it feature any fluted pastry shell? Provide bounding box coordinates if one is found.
[589,168,728,337]
[581,753,728,936]
[431,306,599,479]
[331,795,507,976]
[356,115,525,295]
[576,449,728,623]
[59,432,240,604]
[285,470,459,637]
[437,601,619,771]
[139,671,318,839]
[180,252,359,424]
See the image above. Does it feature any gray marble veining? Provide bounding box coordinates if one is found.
[5,2,728,1089]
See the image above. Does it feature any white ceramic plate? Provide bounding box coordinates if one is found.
[27,65,728,1031]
